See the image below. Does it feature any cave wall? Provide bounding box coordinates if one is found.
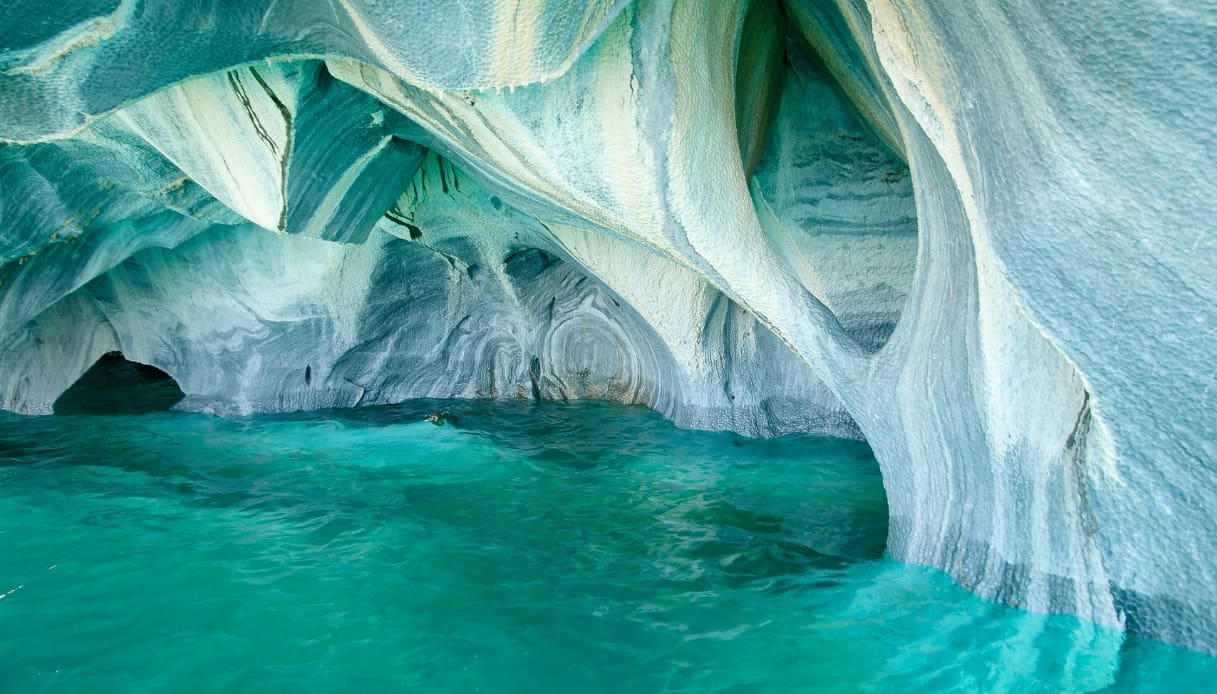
[1,0,1214,653]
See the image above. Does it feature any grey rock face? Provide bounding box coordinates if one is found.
[1,0,1215,654]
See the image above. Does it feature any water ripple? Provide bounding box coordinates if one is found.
[0,402,1213,691]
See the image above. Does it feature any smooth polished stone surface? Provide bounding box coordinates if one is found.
[0,0,1214,654]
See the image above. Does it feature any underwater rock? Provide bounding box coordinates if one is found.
[423,411,459,427]
[0,0,1214,655]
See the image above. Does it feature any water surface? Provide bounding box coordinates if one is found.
[1,401,1214,691]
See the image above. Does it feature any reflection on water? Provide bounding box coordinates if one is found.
[0,401,1213,692]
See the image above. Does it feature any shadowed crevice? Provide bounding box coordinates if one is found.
[53,351,184,415]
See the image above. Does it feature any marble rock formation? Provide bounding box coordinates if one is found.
[1,0,1215,655]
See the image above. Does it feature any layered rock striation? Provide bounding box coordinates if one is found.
[1,0,1215,655]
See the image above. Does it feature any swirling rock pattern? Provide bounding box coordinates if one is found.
[1,0,1215,654]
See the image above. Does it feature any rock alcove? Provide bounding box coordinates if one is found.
[1,0,1215,654]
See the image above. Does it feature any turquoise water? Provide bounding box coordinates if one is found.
[1,401,1215,692]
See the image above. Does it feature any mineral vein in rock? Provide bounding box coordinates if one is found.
[1,0,1214,655]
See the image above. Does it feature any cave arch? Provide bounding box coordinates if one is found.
[53,352,184,415]
[749,17,918,354]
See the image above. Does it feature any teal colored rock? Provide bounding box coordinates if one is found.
[1,0,1215,656]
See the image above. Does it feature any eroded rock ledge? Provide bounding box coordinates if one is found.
[1,0,1214,656]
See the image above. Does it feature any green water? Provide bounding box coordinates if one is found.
[1,401,1214,692]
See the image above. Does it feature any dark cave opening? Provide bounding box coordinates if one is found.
[53,351,184,415]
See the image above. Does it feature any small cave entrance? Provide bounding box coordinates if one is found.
[53,352,184,415]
